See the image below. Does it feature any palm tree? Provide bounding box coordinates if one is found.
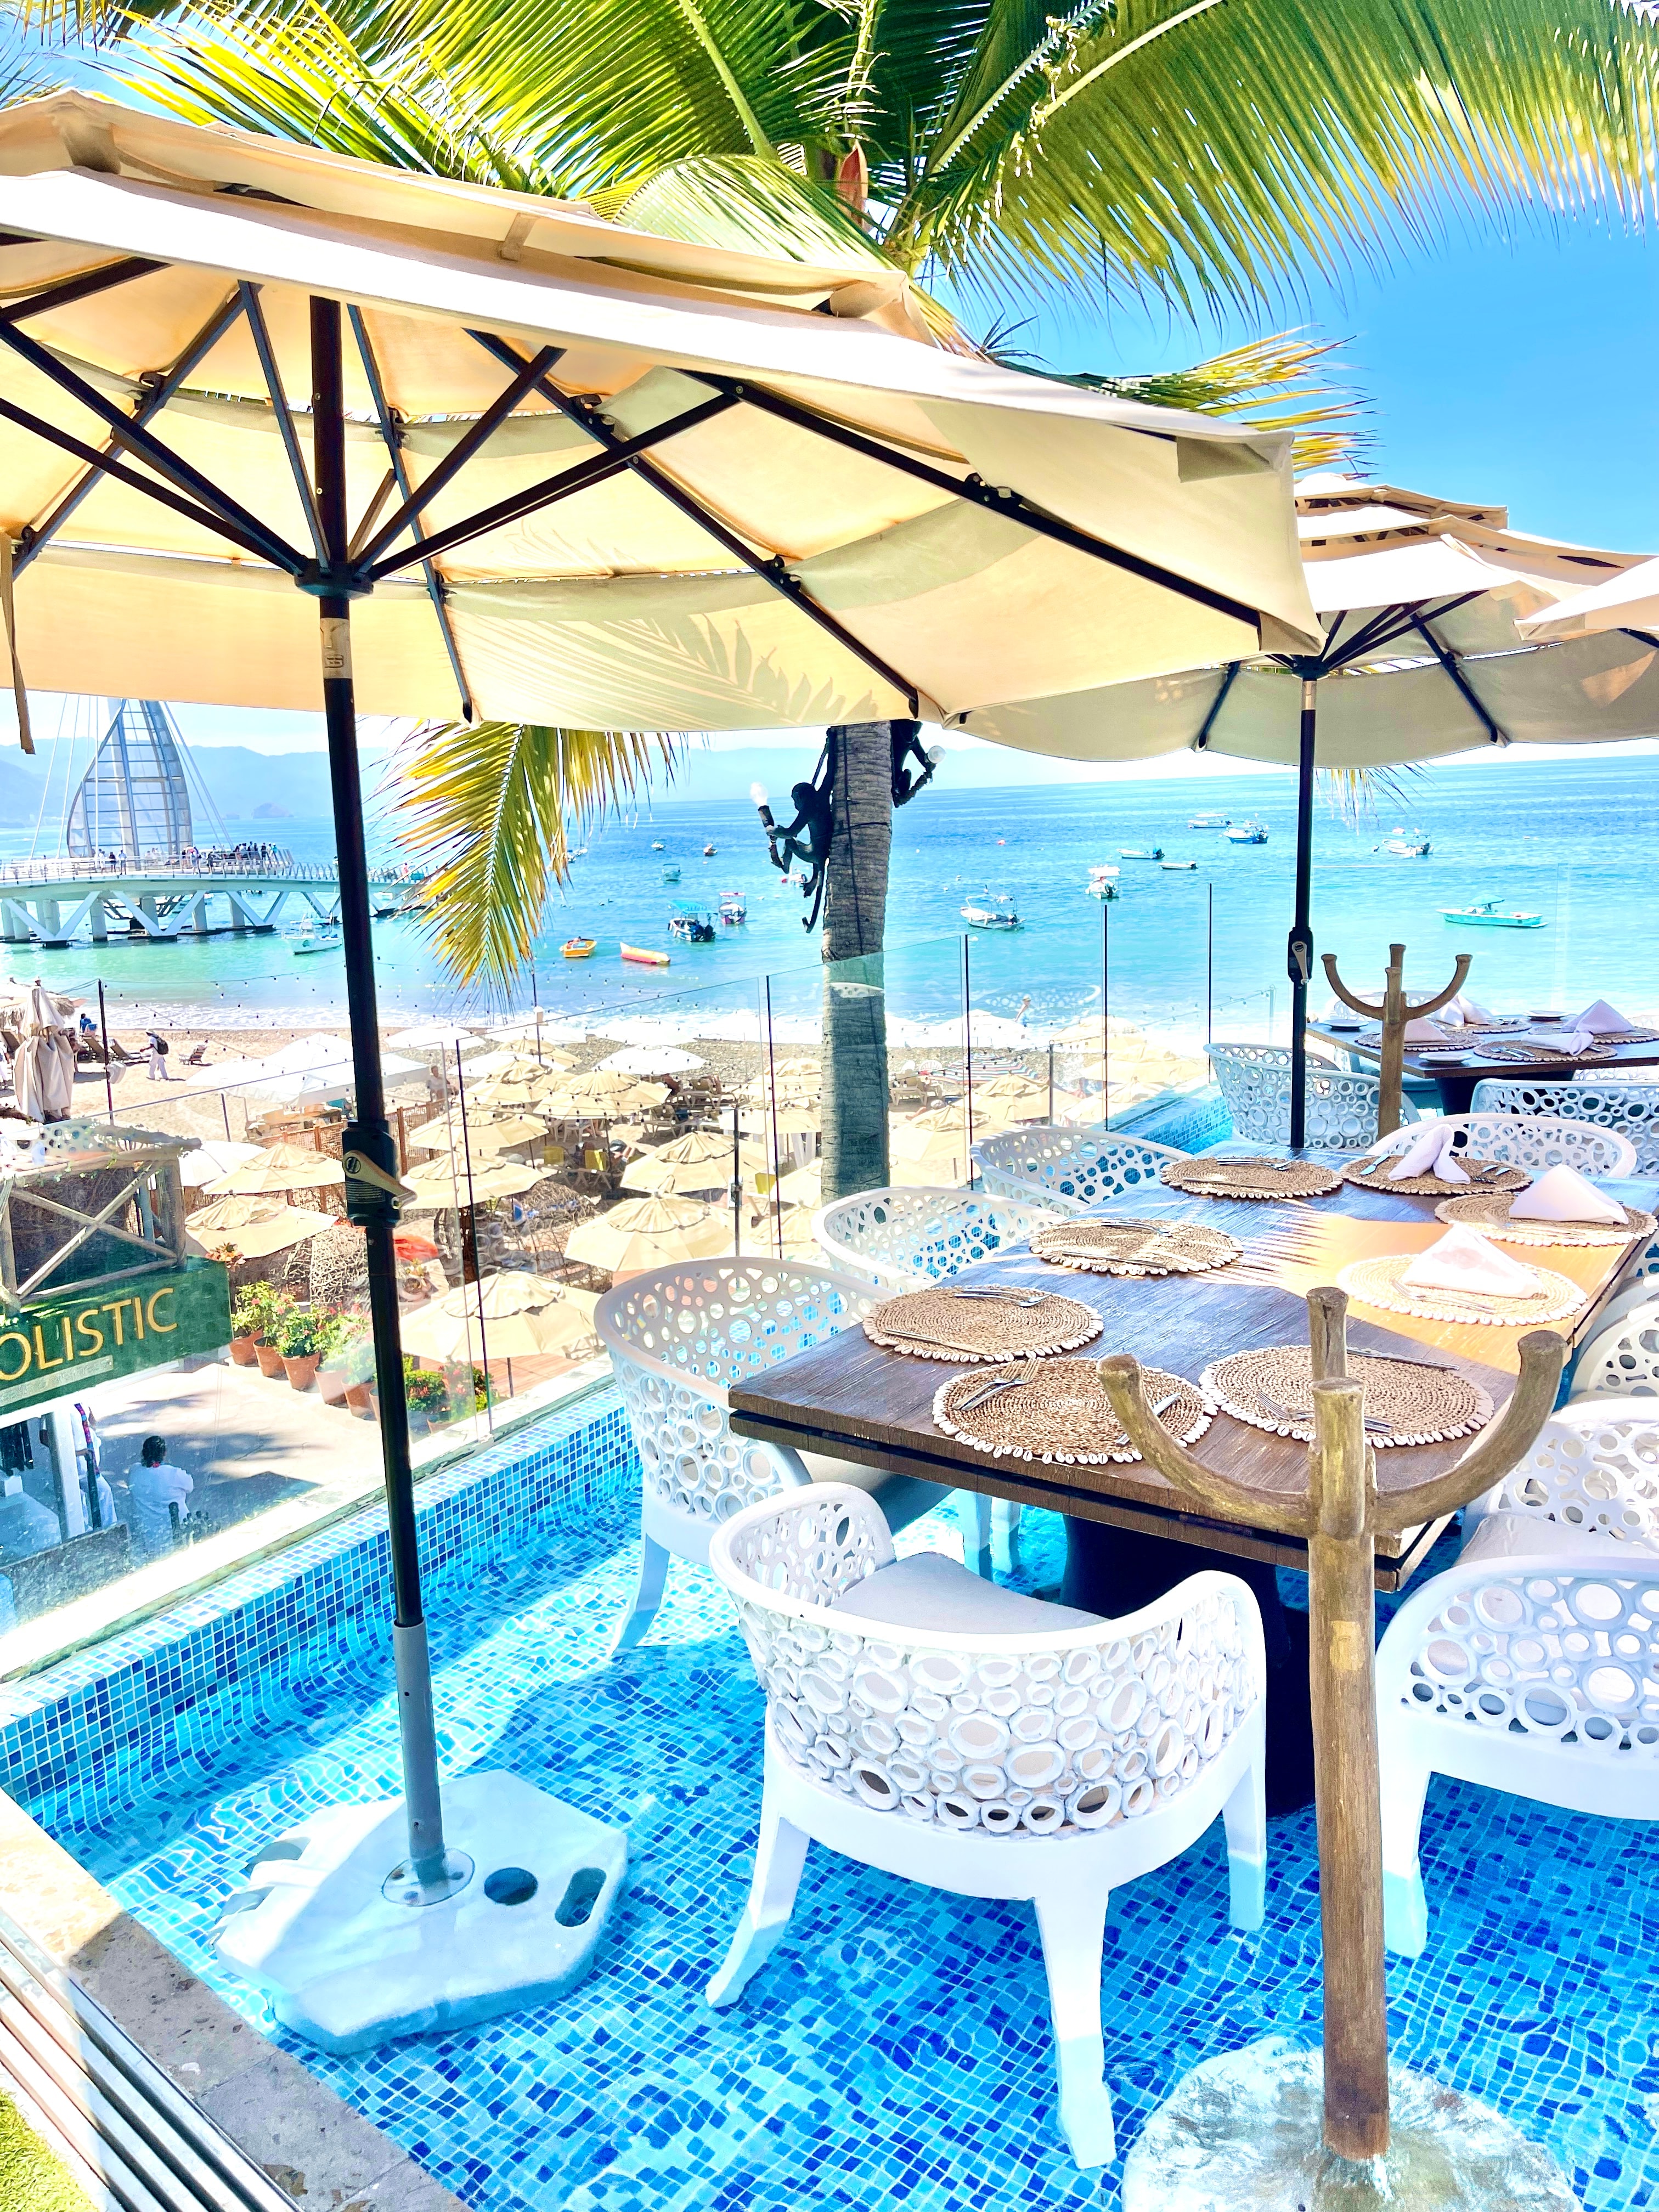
[42,0,1659,1188]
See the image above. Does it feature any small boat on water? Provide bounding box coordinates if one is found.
[668,905,717,944]
[562,936,596,959]
[961,890,1021,930]
[651,840,665,851]
[703,842,717,857]
[622,943,670,967]
[1119,845,1163,860]
[1161,860,1197,871]
[718,890,747,925]
[1226,822,1268,844]
[1188,812,1231,829]
[1086,864,1119,900]
[662,864,681,884]
[1442,900,1544,930]
[1384,831,1431,856]
[292,919,340,956]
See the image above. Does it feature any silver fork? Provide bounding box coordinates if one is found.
[1256,1391,1393,1433]
[957,1354,1038,1412]
[951,1286,1046,1307]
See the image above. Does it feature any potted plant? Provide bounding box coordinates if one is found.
[253,1287,296,1378]
[314,1310,366,1407]
[338,1330,378,1418]
[402,1356,451,1436]
[276,1306,329,1392]
[228,1283,265,1366]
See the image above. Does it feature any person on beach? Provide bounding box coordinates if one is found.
[126,1436,192,1558]
[145,1030,172,1081]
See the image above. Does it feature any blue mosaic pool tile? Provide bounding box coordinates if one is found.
[3,1395,1656,2212]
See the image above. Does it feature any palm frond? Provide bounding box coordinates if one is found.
[391,719,676,987]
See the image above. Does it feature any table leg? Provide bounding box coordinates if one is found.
[1062,1520,1315,1815]
[1432,1071,1481,1112]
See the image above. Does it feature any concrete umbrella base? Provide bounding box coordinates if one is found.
[1121,2039,1579,2212]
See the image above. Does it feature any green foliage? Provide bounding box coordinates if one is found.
[275,1305,329,1359]
[402,1356,453,1417]
[0,2092,94,2212]
[230,1280,294,1344]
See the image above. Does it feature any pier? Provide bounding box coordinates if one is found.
[0,855,355,946]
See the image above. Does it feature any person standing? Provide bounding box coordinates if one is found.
[126,1436,192,1558]
[145,1030,172,1082]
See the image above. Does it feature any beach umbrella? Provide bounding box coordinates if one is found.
[186,1193,338,1259]
[207,1139,347,1197]
[402,1155,541,1206]
[595,1044,704,1076]
[565,1194,728,1276]
[1516,560,1659,644]
[416,1269,596,1322]
[401,1294,590,1364]
[385,1022,486,1052]
[0,88,1317,2011]
[12,980,76,1122]
[1000,476,1659,1138]
[405,1110,546,1156]
[740,1101,821,1137]
[565,1069,669,1107]
[622,1129,766,1196]
[179,1137,262,1189]
[774,1160,822,1210]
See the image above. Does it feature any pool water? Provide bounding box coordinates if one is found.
[41,1490,1659,2211]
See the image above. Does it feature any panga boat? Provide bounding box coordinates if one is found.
[1442,900,1544,930]
[1188,812,1231,829]
[1086,865,1119,900]
[668,905,716,943]
[1226,821,1268,844]
[651,840,665,851]
[1119,845,1163,860]
[961,891,1021,930]
[1385,830,1431,856]
[292,921,340,956]
[661,864,681,883]
[1161,860,1197,871]
[703,842,717,857]
[562,936,596,958]
[621,943,670,966]
[718,890,747,925]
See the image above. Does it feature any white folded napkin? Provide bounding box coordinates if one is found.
[1402,1018,1448,1043]
[1375,1122,1470,1184]
[1521,1024,1594,1053]
[1571,998,1635,1035]
[1450,994,1497,1027]
[1402,1225,1541,1296]
[1508,1163,1628,1224]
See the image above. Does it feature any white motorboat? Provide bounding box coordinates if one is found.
[1160,860,1197,871]
[1384,830,1431,856]
[961,891,1021,930]
[1188,812,1231,828]
[1086,865,1119,900]
[1226,821,1268,844]
[1119,845,1163,860]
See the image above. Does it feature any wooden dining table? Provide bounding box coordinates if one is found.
[728,1155,1656,1592]
[1305,1019,1659,1113]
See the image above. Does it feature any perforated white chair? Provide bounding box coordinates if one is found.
[1570,1298,1659,1400]
[1460,1401,1659,1551]
[970,1126,1187,1214]
[1206,1042,1407,1150]
[1430,1111,1638,1178]
[814,1184,1058,1572]
[1376,1510,1659,1959]
[706,1483,1268,2169]
[595,1261,953,1657]
[814,1184,1059,1293]
[1471,1079,1659,1175]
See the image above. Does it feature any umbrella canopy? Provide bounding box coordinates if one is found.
[622,1130,766,1195]
[740,1102,821,1136]
[594,1044,704,1076]
[1517,558,1659,644]
[403,1155,541,1206]
[565,1194,727,1276]
[0,94,1316,742]
[179,1137,262,1188]
[402,1295,591,1363]
[187,1194,339,1259]
[12,979,76,1121]
[774,1160,823,1209]
[405,1110,546,1155]
[972,1073,1048,1118]
[207,1140,347,1195]
[385,1022,486,1052]
[419,1269,596,1322]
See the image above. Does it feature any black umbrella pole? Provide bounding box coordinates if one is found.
[1288,678,1317,1149]
[312,296,453,1897]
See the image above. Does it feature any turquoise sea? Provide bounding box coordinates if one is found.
[4,752,1655,1041]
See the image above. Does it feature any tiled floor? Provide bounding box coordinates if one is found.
[36,1499,1659,2211]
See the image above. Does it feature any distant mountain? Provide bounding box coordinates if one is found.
[0,739,390,830]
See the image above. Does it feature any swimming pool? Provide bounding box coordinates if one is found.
[4,1394,1655,2211]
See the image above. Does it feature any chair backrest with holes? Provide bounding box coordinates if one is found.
[814,1186,1058,1291]
[596,1261,879,1526]
[1473,1402,1659,1545]
[1470,1081,1659,1175]
[1206,1042,1395,1150]
[1571,1302,1659,1400]
[711,1485,1265,1837]
[970,1126,1186,1214]
[1437,1112,1638,1177]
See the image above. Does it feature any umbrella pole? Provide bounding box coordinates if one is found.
[1288,676,1317,1148]
[311,297,465,1906]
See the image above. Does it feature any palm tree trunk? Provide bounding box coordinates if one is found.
[819,720,892,1202]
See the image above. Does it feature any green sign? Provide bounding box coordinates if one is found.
[0,1259,231,1417]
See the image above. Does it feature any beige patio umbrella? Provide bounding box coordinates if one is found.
[179,1137,262,1189]
[622,1128,766,1197]
[12,979,76,1122]
[186,1194,340,1259]
[401,1155,540,1207]
[565,1194,728,1276]
[740,1101,821,1137]
[564,1071,670,1109]
[401,1295,591,1364]
[466,1069,569,1108]
[1516,556,1659,644]
[207,1140,347,1197]
[971,1073,1048,1118]
[774,1159,822,1210]
[405,1111,547,1156]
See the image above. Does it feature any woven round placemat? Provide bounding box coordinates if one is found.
[1160,1156,1342,1200]
[1030,1217,1241,1278]
[1432,1192,1656,1248]
[1200,1345,1493,1448]
[1335,1253,1585,1327]
[1470,1040,1619,1065]
[932,1359,1211,1466]
[864,1286,1101,1362]
[1342,1156,1528,1197]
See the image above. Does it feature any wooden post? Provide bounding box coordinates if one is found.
[1321,940,1470,1137]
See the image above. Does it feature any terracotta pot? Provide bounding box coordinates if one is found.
[283,1352,321,1392]
[345,1381,375,1418]
[229,1335,258,1367]
[315,1365,349,1406]
[255,1342,286,1379]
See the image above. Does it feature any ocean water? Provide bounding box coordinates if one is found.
[4,752,1654,1040]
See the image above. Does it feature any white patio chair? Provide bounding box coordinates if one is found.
[1376,1506,1659,1959]
[1430,1110,1637,1178]
[595,1260,954,1657]
[706,1483,1268,2169]
[1471,1079,1659,1175]
[969,1126,1188,1214]
[1459,1400,1659,1551]
[1570,1297,1659,1400]
[1207,1042,1408,1151]
[814,1184,1059,1571]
